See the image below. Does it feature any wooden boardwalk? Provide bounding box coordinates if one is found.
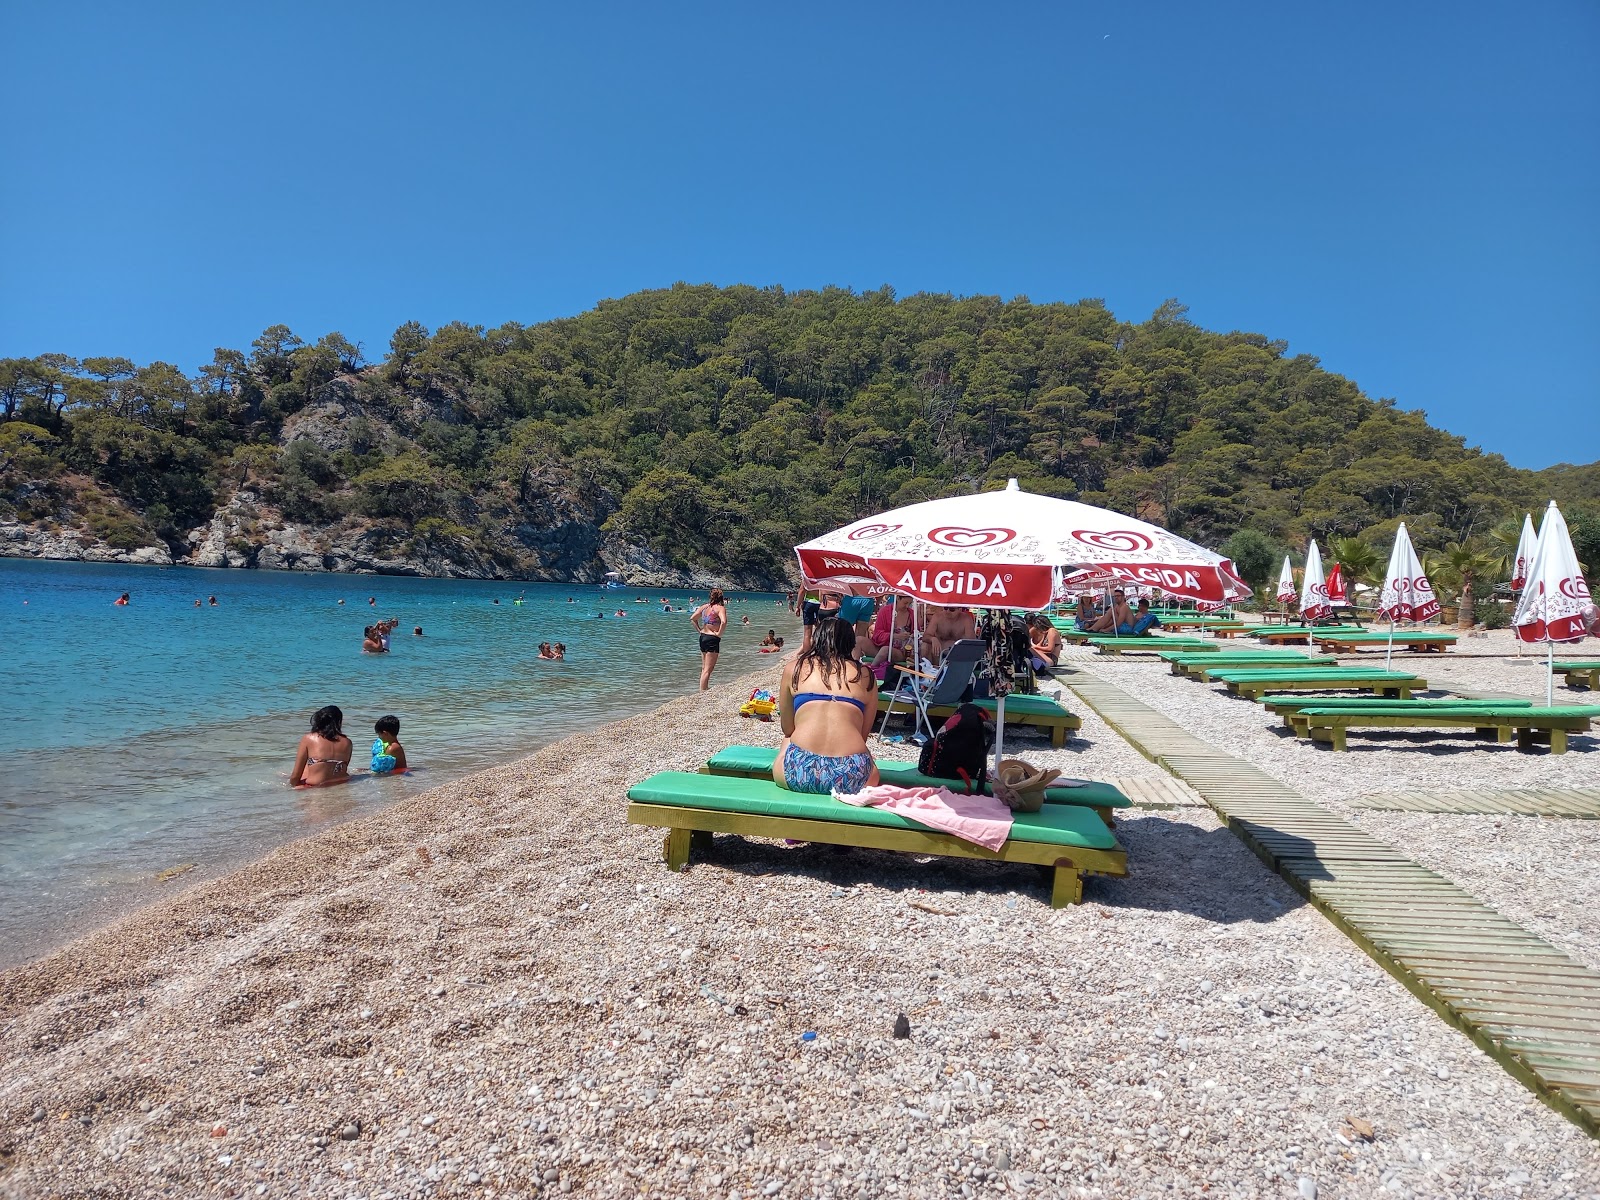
[1100,775,1207,809]
[1355,788,1600,819]
[1057,666,1600,1136]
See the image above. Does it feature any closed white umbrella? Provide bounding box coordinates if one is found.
[1513,501,1593,704]
[1510,512,1536,592]
[1376,522,1438,669]
[1275,555,1297,602]
[1299,541,1331,623]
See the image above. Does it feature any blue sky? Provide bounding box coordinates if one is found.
[3,0,1595,469]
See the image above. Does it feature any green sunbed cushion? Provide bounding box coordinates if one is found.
[1172,655,1334,666]
[1296,705,1600,719]
[1207,668,1416,681]
[1262,697,1531,712]
[704,746,1131,809]
[1314,632,1456,642]
[1555,661,1600,670]
[628,771,1119,850]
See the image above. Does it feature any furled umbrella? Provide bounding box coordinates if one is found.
[1376,522,1439,669]
[1512,501,1593,704]
[1326,561,1348,608]
[1275,555,1297,616]
[1511,512,1537,593]
[795,479,1251,769]
[1299,541,1331,623]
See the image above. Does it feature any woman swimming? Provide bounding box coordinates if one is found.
[774,618,880,795]
[291,705,353,787]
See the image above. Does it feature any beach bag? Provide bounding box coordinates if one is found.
[991,758,1062,813]
[918,704,992,792]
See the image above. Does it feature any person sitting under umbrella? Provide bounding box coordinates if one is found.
[1085,589,1133,634]
[774,618,880,794]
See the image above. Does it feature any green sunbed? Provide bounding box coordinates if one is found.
[1259,695,1532,732]
[1203,668,1426,699]
[1313,631,1457,653]
[1290,705,1600,753]
[626,770,1128,906]
[1177,655,1340,680]
[1555,662,1600,690]
[701,745,1130,826]
[877,691,1082,746]
[1087,636,1219,656]
[1250,625,1366,643]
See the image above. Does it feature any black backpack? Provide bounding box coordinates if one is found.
[918,703,993,792]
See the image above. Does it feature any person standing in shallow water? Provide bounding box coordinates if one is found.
[690,588,728,691]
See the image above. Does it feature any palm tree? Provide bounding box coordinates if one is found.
[1423,540,1508,630]
[1331,537,1382,588]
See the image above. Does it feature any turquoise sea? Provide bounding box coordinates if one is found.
[0,559,790,966]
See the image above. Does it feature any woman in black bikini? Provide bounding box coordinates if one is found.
[290,705,352,787]
[689,588,728,691]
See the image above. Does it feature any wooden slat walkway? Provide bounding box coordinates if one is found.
[1355,788,1600,819]
[1056,665,1600,1136]
[1100,775,1207,809]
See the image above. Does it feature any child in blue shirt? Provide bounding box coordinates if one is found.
[371,715,408,774]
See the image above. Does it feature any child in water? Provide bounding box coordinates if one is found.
[371,715,408,774]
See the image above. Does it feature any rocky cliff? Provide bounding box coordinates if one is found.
[0,489,788,590]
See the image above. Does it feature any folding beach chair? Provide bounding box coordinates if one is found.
[879,638,986,741]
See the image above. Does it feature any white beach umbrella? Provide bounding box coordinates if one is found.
[1299,541,1331,622]
[1513,501,1593,704]
[1275,555,1297,603]
[1376,522,1439,668]
[795,479,1251,769]
[1510,512,1537,593]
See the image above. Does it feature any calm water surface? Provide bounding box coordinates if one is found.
[0,560,791,966]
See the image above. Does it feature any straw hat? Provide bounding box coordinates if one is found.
[992,758,1061,813]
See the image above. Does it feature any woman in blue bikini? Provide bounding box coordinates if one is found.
[774,617,880,795]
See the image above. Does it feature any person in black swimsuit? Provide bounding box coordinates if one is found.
[690,588,728,690]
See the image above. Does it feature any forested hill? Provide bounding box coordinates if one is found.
[0,285,1594,586]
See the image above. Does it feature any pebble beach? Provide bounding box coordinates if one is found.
[3,637,1599,1199]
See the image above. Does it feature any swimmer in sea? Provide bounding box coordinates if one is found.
[291,705,352,787]
[369,597,376,606]
[615,609,626,617]
[362,626,386,653]
[208,596,218,606]
[414,626,423,636]
[114,592,131,606]
[194,599,202,607]
[552,642,566,660]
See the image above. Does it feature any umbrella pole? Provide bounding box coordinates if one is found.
[994,692,1006,777]
[1547,639,1554,707]
[1385,621,1395,672]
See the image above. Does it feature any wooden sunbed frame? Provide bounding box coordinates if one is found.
[1313,633,1457,653]
[1219,673,1426,700]
[1554,663,1600,690]
[1089,638,1218,656]
[1292,709,1595,753]
[625,803,1129,907]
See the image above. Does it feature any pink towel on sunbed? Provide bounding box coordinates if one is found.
[833,783,1013,852]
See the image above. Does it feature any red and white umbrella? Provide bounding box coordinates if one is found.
[1376,522,1438,667]
[1326,562,1348,606]
[1514,502,1590,645]
[795,479,1250,607]
[1299,541,1331,622]
[1376,522,1439,623]
[1275,555,1297,603]
[1510,512,1537,593]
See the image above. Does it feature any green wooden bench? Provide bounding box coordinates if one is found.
[1258,696,1532,732]
[877,691,1082,746]
[1087,636,1219,656]
[1250,625,1366,645]
[626,770,1128,906]
[1313,631,1458,654]
[1203,668,1426,700]
[701,746,1130,826]
[1554,662,1600,690]
[1176,654,1340,680]
[1291,705,1600,753]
